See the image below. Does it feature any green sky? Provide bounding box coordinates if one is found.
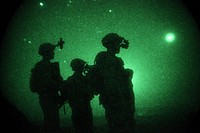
[1,0,200,123]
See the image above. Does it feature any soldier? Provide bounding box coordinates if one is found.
[30,41,64,133]
[93,33,135,133]
[61,58,95,133]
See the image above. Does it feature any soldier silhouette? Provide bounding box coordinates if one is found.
[29,39,64,133]
[61,58,95,133]
[92,33,135,133]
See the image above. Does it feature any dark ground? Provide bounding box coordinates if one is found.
[39,112,200,133]
[1,96,200,133]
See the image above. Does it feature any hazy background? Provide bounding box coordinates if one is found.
[0,0,200,130]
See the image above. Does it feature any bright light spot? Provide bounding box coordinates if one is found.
[165,33,175,43]
[39,2,44,6]
[109,9,112,12]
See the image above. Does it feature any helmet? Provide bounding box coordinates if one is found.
[101,33,129,49]
[102,33,123,48]
[38,43,56,56]
[70,58,87,72]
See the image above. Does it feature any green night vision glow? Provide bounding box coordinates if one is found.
[165,33,175,42]
[0,0,200,131]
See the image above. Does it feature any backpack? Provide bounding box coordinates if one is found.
[85,65,103,95]
[29,67,38,93]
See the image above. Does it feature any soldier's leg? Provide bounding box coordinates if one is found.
[81,104,94,133]
[105,106,135,133]
[103,105,116,133]
[71,108,83,133]
[39,96,60,132]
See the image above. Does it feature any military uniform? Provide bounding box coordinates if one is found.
[30,43,63,132]
[61,58,94,133]
[94,33,135,133]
